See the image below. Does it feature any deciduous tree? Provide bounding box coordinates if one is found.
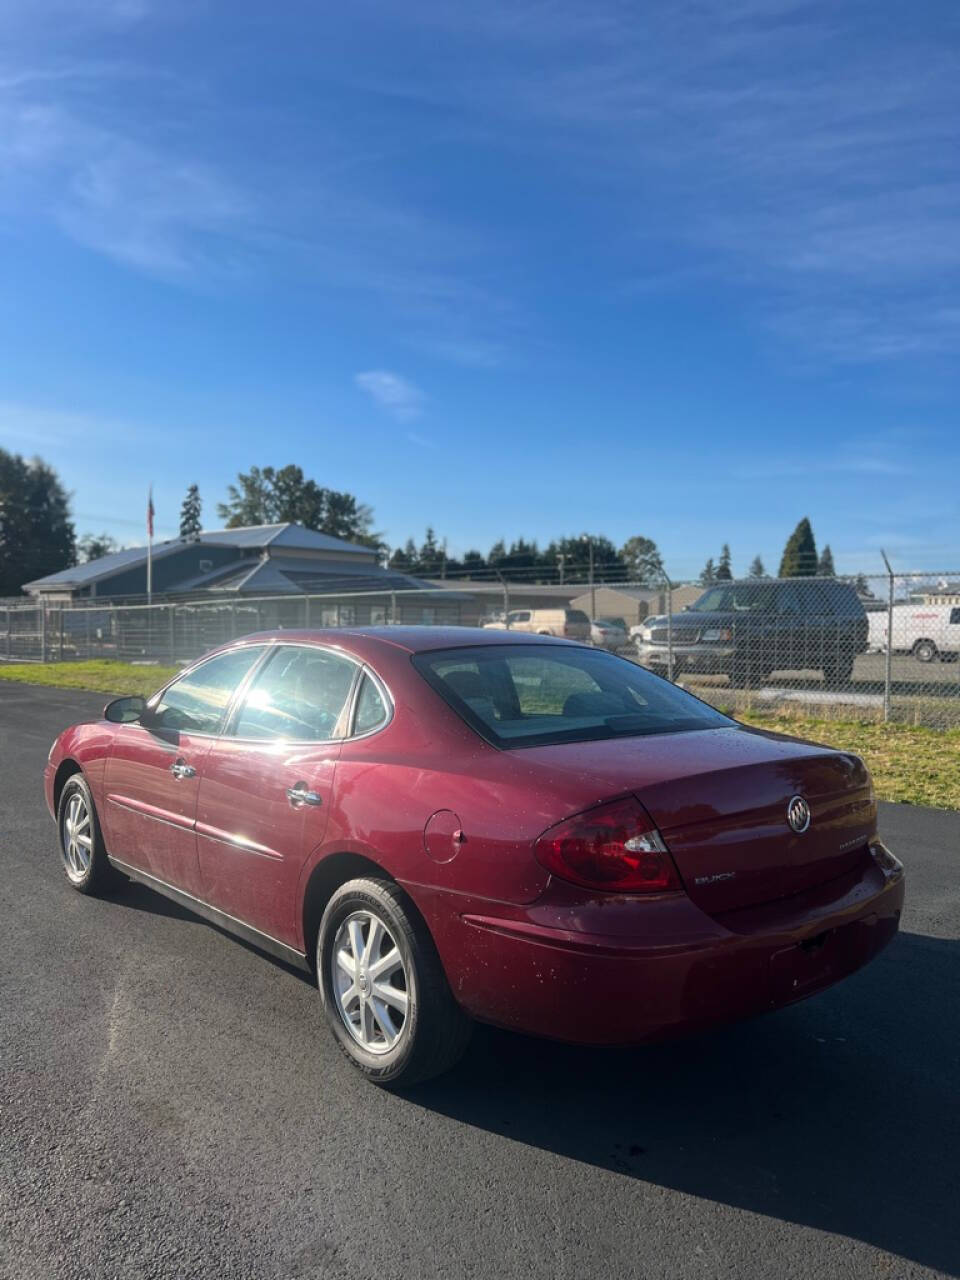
[620,535,664,586]
[0,449,75,595]
[78,532,118,563]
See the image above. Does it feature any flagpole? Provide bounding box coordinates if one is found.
[147,485,154,605]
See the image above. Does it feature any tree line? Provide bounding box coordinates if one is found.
[0,446,843,596]
[698,520,835,586]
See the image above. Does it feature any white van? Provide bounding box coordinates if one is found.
[867,604,960,663]
[482,608,592,642]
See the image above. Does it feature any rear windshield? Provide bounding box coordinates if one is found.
[412,644,731,749]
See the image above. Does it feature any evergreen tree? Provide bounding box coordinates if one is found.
[620,535,664,586]
[778,517,818,577]
[0,449,75,595]
[700,558,716,586]
[487,540,507,570]
[817,544,836,577]
[748,554,767,578]
[715,543,733,580]
[419,527,441,572]
[540,534,622,583]
[388,541,413,572]
[179,484,202,541]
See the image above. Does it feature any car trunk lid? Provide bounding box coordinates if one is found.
[519,726,876,915]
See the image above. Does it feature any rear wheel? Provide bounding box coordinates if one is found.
[317,877,471,1087]
[823,656,855,686]
[728,661,765,689]
[57,774,121,896]
[913,639,938,663]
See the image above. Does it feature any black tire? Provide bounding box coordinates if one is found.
[913,639,938,664]
[728,663,763,689]
[57,774,122,896]
[317,877,471,1088]
[823,656,855,687]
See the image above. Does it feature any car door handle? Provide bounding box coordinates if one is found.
[286,784,323,807]
[170,761,196,780]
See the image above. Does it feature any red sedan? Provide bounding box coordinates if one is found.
[44,628,904,1086]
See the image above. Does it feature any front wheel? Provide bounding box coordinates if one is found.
[57,774,121,896]
[913,639,938,664]
[317,878,471,1087]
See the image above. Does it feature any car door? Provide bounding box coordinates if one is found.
[194,644,358,946]
[796,581,833,672]
[101,645,266,896]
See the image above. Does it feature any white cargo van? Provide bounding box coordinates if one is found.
[867,604,960,662]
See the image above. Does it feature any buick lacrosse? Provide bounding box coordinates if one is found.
[45,628,904,1086]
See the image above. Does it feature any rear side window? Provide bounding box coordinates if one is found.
[414,644,731,749]
[353,672,389,735]
[231,646,357,742]
[825,583,865,617]
[565,610,590,624]
[150,646,264,734]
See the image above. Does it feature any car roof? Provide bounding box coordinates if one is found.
[221,626,580,657]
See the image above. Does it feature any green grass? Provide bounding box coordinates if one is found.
[2,659,957,810]
[738,711,960,811]
[0,660,180,697]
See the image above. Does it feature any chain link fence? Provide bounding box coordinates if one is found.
[2,570,959,728]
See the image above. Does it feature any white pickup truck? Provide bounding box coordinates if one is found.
[867,603,960,663]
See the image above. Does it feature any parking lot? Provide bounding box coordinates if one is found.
[2,684,959,1280]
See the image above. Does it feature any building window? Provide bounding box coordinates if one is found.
[370,606,387,625]
[340,605,357,625]
[421,607,436,625]
[320,606,337,626]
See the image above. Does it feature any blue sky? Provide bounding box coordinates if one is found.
[1,0,958,579]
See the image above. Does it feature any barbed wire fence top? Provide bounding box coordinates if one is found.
[2,566,959,729]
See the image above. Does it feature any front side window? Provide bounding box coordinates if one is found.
[414,644,731,749]
[150,646,264,734]
[231,645,357,741]
[950,608,960,626]
[689,585,776,613]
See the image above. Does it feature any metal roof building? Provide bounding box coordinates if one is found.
[22,524,430,603]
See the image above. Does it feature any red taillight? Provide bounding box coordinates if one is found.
[534,797,682,894]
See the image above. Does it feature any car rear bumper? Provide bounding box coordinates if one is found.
[409,842,904,1045]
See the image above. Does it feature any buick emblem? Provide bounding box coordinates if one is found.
[787,795,811,834]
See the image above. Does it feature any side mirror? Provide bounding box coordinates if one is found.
[104,695,147,724]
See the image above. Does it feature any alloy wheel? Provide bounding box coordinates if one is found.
[62,792,93,882]
[331,910,409,1054]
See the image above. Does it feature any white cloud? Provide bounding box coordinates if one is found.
[355,370,425,420]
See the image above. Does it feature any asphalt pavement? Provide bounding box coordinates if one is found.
[2,684,959,1280]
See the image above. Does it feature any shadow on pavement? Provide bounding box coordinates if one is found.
[411,931,960,1276]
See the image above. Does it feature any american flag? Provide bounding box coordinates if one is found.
[147,486,154,538]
